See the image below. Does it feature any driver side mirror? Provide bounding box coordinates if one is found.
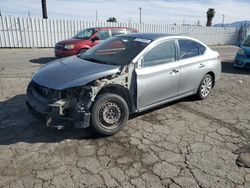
[91,36,100,42]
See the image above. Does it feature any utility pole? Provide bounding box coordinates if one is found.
[222,14,225,27]
[0,9,2,17]
[95,10,98,22]
[139,7,142,24]
[41,0,48,19]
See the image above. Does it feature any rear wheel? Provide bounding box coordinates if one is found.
[91,93,129,136]
[196,74,213,100]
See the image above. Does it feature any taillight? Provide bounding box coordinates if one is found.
[218,54,223,61]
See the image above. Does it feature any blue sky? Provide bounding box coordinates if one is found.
[0,0,249,25]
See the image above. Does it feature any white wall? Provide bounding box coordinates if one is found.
[0,16,239,48]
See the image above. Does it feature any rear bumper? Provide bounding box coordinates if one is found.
[234,54,250,68]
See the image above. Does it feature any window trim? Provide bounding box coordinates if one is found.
[140,39,178,68]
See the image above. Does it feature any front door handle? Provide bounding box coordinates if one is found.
[198,63,205,68]
[170,69,179,75]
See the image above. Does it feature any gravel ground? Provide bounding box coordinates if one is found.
[0,46,250,188]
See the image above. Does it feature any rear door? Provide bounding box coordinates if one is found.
[177,39,207,95]
[135,39,181,110]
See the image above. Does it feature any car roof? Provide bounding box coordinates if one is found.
[123,33,174,41]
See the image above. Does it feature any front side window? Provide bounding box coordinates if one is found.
[111,29,125,37]
[79,36,150,66]
[178,39,206,59]
[96,30,110,40]
[73,28,98,39]
[143,40,176,67]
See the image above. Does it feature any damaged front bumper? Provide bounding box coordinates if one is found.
[26,82,91,129]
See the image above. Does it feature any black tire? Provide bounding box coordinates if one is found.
[196,74,213,100]
[91,93,129,136]
[78,48,88,55]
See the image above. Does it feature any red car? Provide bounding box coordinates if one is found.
[54,27,137,57]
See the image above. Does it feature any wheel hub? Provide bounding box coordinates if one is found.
[201,77,212,97]
[100,102,121,126]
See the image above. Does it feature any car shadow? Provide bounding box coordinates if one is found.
[222,61,250,75]
[30,57,58,64]
[0,93,197,145]
[0,94,105,145]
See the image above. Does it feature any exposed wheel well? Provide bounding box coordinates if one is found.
[206,71,215,87]
[95,84,134,113]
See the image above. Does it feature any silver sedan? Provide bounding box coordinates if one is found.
[26,33,221,135]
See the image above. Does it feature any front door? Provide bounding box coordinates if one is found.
[135,40,181,111]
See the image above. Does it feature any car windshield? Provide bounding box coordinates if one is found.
[73,28,98,39]
[243,35,250,47]
[79,36,151,66]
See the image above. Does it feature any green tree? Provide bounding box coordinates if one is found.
[107,17,117,23]
[206,8,215,26]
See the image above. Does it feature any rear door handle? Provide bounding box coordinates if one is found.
[198,63,205,68]
[170,69,179,75]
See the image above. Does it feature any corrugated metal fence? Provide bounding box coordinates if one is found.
[0,16,240,48]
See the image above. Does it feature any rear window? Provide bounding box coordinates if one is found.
[178,39,206,59]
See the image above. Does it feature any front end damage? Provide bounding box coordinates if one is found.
[26,66,133,129]
[26,81,93,129]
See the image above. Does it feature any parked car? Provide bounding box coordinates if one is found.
[27,33,221,135]
[234,35,250,68]
[54,27,137,57]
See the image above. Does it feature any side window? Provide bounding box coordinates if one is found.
[178,40,200,59]
[111,29,125,37]
[96,30,110,40]
[143,40,176,67]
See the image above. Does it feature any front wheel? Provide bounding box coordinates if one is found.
[196,74,213,100]
[91,93,129,136]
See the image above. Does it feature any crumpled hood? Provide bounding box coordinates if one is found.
[32,56,120,90]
